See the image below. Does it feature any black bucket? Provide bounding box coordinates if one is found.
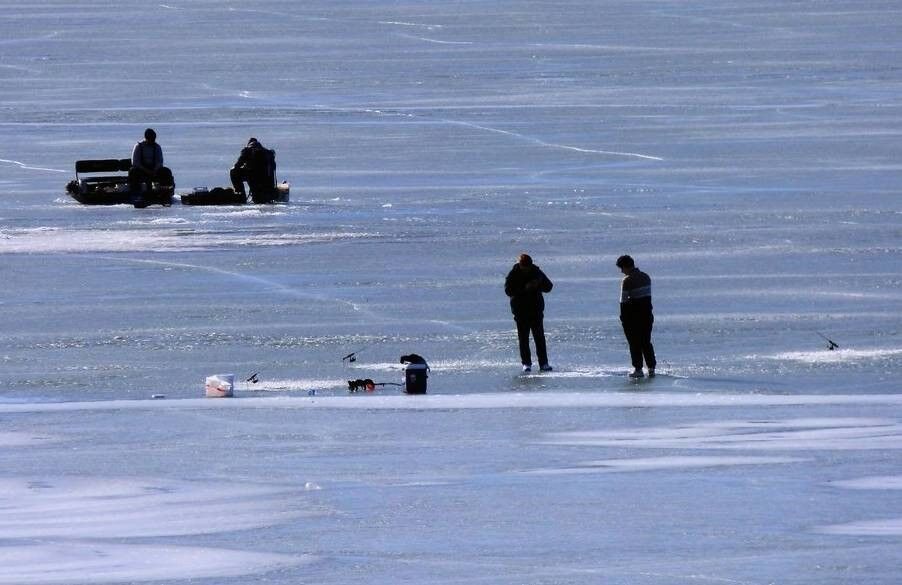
[404,363,428,394]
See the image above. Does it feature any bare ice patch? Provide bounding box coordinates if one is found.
[817,464,902,540]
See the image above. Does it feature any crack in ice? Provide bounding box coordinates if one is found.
[0,159,66,173]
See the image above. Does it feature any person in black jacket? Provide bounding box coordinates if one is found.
[230,137,276,197]
[505,253,554,372]
[616,254,656,378]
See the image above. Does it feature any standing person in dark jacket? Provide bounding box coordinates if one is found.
[230,137,276,198]
[505,253,554,372]
[616,254,656,378]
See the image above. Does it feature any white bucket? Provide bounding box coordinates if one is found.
[205,374,235,398]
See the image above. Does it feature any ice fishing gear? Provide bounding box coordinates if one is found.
[245,371,260,384]
[205,374,235,398]
[816,332,839,351]
[348,378,375,392]
[347,379,403,393]
[342,343,372,364]
[400,353,429,394]
[347,354,430,394]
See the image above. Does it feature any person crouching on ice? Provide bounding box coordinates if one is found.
[616,254,657,378]
[505,253,554,373]
[230,137,275,198]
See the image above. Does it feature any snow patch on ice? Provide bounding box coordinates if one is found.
[524,455,804,475]
[2,393,902,414]
[199,208,287,218]
[817,518,902,537]
[351,361,408,373]
[0,431,57,448]
[353,360,624,377]
[0,477,320,538]
[760,348,902,364]
[119,217,192,226]
[544,417,902,451]
[398,34,474,45]
[378,20,443,30]
[0,543,309,585]
[0,477,319,582]
[248,378,348,393]
[528,366,626,379]
[830,475,902,490]
[0,227,375,253]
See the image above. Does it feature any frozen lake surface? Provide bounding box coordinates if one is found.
[0,1,900,583]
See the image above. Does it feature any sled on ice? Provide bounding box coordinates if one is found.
[65,158,174,207]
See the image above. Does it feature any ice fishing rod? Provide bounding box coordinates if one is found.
[245,371,260,384]
[816,332,839,351]
[342,342,377,364]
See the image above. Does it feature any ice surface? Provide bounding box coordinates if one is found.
[0,543,309,585]
[1,0,900,583]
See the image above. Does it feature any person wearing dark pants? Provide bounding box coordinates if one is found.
[616,254,657,378]
[516,317,548,372]
[128,128,173,197]
[505,253,554,372]
[230,137,276,198]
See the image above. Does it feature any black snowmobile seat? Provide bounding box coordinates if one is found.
[75,158,132,184]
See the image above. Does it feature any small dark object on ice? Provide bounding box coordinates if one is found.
[817,332,839,351]
[348,378,376,392]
